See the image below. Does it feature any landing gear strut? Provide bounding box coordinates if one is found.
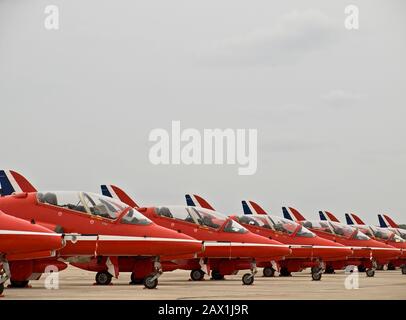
[311,261,325,281]
[190,269,205,281]
[401,265,406,275]
[366,259,377,277]
[95,271,112,285]
[143,259,162,289]
[242,261,257,285]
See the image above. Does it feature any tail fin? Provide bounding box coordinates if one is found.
[241,200,267,215]
[282,207,305,221]
[0,170,37,196]
[319,210,340,222]
[345,213,365,225]
[378,214,398,228]
[100,185,139,208]
[185,194,215,210]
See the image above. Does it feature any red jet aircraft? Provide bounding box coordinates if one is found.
[0,170,203,289]
[0,210,64,296]
[101,185,291,285]
[342,212,406,274]
[378,214,406,274]
[283,207,401,277]
[185,195,352,281]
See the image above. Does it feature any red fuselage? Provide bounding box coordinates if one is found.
[0,193,203,259]
[0,210,64,260]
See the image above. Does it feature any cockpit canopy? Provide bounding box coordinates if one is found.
[155,206,247,234]
[395,228,406,240]
[301,220,370,240]
[237,215,315,238]
[369,226,405,243]
[37,191,151,225]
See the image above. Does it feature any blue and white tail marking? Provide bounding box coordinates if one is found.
[378,214,389,228]
[242,201,254,215]
[282,207,293,220]
[319,211,328,221]
[0,170,22,196]
[345,213,355,225]
[101,184,119,200]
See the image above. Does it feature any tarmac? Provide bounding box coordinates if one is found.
[2,266,406,300]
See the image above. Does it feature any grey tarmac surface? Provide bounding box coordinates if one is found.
[2,266,406,300]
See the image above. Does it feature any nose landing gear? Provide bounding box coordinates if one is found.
[311,261,325,281]
[242,262,257,285]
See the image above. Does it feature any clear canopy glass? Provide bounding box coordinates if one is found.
[37,191,151,225]
[155,206,247,233]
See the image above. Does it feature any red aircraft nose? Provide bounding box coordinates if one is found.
[0,210,64,255]
[369,240,401,261]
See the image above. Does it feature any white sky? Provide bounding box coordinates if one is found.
[0,0,405,224]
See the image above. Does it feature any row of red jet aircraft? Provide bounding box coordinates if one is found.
[0,170,405,297]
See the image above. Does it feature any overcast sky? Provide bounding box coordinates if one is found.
[1,0,405,224]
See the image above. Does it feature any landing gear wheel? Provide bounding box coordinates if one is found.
[143,275,158,289]
[311,271,322,281]
[9,280,29,288]
[95,271,112,285]
[387,263,396,271]
[366,269,375,277]
[129,272,143,285]
[190,269,205,281]
[262,267,275,277]
[324,266,335,274]
[358,265,366,272]
[211,271,225,280]
[242,273,254,285]
[0,283,4,295]
[279,267,291,277]
[401,266,406,275]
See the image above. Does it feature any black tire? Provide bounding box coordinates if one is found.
[401,266,406,275]
[129,272,143,285]
[279,267,291,277]
[9,280,29,288]
[311,271,322,281]
[190,269,205,281]
[366,269,375,277]
[0,283,4,295]
[358,265,366,272]
[95,271,112,285]
[242,273,254,285]
[211,271,225,280]
[143,275,158,289]
[263,267,275,277]
[324,266,335,274]
[387,263,396,271]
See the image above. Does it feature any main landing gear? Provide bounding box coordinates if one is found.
[95,271,112,285]
[262,267,276,277]
[210,270,225,281]
[190,269,205,281]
